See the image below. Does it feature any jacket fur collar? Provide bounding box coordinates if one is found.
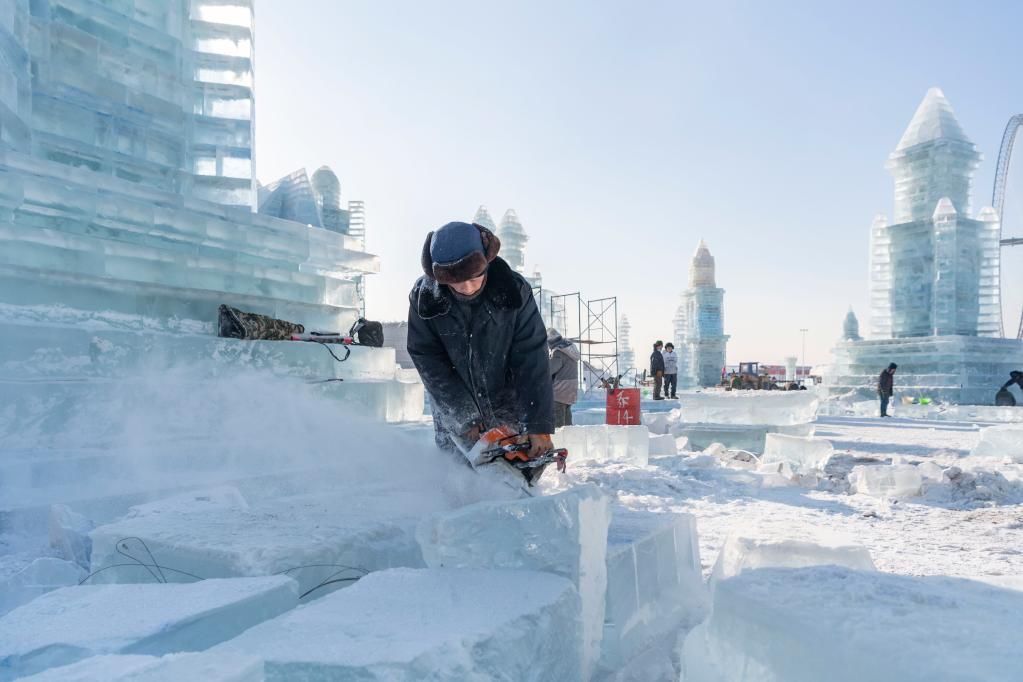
[411,257,524,320]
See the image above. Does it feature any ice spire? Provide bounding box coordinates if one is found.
[688,240,716,288]
[618,314,636,375]
[498,209,528,273]
[887,88,981,223]
[473,205,497,232]
[842,307,862,341]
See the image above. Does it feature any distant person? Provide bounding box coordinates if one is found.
[650,340,665,400]
[548,328,580,428]
[878,363,897,417]
[407,221,554,461]
[996,370,1023,406]
[662,342,679,399]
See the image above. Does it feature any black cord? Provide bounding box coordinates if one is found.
[300,577,361,599]
[79,563,205,585]
[117,537,167,583]
[320,342,351,363]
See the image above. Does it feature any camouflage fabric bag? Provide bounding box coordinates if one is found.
[218,304,305,341]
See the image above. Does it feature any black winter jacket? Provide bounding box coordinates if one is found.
[878,370,894,396]
[407,257,555,449]
[650,349,665,374]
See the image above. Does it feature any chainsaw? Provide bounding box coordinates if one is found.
[459,425,568,489]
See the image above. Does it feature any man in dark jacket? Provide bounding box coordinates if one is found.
[407,221,555,461]
[878,362,897,417]
[548,328,580,428]
[650,340,665,400]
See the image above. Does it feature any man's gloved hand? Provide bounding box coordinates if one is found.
[526,433,554,459]
[462,424,482,447]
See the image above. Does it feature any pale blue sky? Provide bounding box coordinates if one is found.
[255,0,1023,369]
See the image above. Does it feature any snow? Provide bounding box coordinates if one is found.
[602,509,708,674]
[680,565,1023,682]
[555,425,650,465]
[215,568,581,682]
[18,652,263,682]
[0,576,297,680]
[416,484,610,678]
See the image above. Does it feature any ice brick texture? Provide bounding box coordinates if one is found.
[675,391,819,426]
[709,536,875,589]
[972,425,1023,462]
[601,510,708,673]
[849,463,924,498]
[18,652,263,682]
[0,558,84,618]
[555,425,651,465]
[89,490,429,596]
[416,485,610,678]
[216,568,582,682]
[681,566,1023,682]
[759,434,834,475]
[0,576,297,680]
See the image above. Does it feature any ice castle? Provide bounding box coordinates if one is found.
[0,0,423,465]
[674,241,729,387]
[824,88,1023,404]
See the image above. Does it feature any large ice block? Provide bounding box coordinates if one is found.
[676,390,819,426]
[848,463,924,498]
[217,568,582,682]
[649,433,679,456]
[759,434,834,475]
[709,535,875,589]
[680,566,1023,682]
[0,558,85,618]
[971,425,1023,462]
[554,425,650,465]
[18,652,263,682]
[90,491,427,596]
[48,505,94,570]
[602,510,708,674]
[0,576,297,680]
[416,485,610,678]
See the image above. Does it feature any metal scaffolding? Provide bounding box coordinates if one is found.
[534,288,618,399]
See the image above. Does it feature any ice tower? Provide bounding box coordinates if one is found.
[618,314,636,377]
[676,241,728,387]
[498,209,528,273]
[825,88,1023,404]
[473,205,497,232]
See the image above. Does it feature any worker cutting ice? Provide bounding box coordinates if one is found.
[407,221,562,489]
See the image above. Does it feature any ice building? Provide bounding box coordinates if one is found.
[258,165,366,248]
[824,88,1023,404]
[473,205,497,232]
[0,0,422,517]
[618,314,636,376]
[498,209,528,273]
[676,241,728,387]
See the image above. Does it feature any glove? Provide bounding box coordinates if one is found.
[461,424,482,447]
[526,433,554,459]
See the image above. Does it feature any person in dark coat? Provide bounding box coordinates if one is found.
[996,371,1023,406]
[407,221,555,461]
[878,362,897,417]
[548,328,580,428]
[650,340,665,400]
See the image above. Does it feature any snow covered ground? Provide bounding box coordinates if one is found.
[544,414,1023,582]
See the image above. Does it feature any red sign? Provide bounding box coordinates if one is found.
[606,388,641,426]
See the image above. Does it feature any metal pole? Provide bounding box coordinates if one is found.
[799,328,808,381]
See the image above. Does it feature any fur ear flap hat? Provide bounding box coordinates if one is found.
[420,222,501,285]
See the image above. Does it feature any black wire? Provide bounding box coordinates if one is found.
[320,342,351,363]
[275,564,369,576]
[300,577,360,599]
[79,563,205,585]
[118,537,167,583]
[115,538,162,583]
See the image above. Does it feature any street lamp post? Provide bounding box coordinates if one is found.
[799,328,808,382]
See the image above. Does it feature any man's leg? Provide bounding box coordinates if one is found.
[565,403,572,426]
[654,372,663,399]
[667,374,677,397]
[880,393,889,417]
[553,402,568,429]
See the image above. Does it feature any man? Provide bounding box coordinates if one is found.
[547,328,580,428]
[407,221,555,462]
[996,371,1023,406]
[650,340,665,400]
[878,362,897,417]
[662,342,679,399]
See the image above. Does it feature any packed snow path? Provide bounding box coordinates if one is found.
[545,415,1023,582]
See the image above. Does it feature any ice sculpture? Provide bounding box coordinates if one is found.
[824,88,1023,404]
[675,241,729,387]
[498,209,529,273]
[473,205,497,232]
[618,314,636,375]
